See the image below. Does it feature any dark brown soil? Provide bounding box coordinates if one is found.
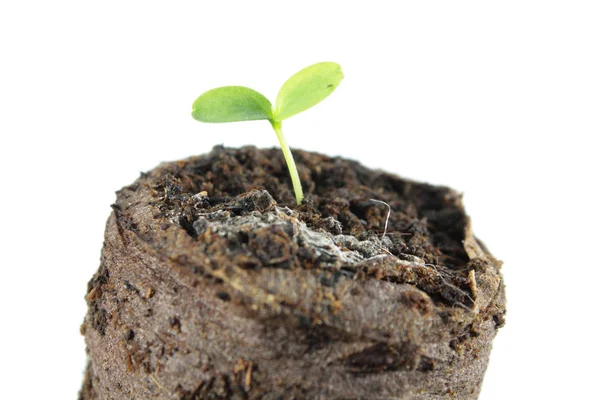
[80,146,505,400]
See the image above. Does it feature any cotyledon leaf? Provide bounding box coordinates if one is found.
[274,62,343,121]
[192,86,273,123]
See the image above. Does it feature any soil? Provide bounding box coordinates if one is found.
[80,145,505,400]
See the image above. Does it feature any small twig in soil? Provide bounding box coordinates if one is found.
[149,374,168,394]
[370,199,391,244]
[426,263,476,308]
[245,361,253,390]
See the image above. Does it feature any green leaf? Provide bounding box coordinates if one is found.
[192,86,273,123]
[274,62,343,121]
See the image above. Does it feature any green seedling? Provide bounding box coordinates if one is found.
[191,62,343,205]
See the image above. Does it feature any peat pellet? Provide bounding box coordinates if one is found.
[80,146,505,400]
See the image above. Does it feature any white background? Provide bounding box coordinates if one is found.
[1,1,598,399]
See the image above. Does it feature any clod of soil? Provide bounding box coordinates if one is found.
[80,145,505,400]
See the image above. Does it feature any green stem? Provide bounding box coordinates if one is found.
[271,120,303,205]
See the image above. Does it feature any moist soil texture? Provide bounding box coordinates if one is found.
[80,145,505,400]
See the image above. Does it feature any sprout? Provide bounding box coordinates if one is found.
[191,62,344,205]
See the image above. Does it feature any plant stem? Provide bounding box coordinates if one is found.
[271,120,304,205]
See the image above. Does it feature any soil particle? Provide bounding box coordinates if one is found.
[81,146,505,399]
